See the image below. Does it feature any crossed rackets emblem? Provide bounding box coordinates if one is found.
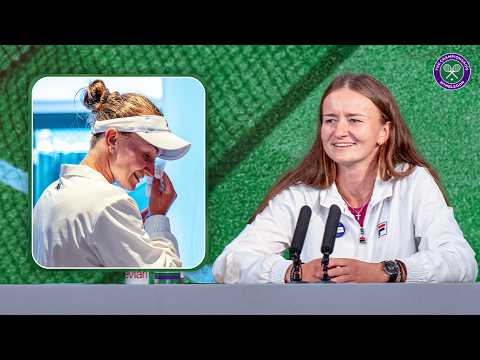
[442,62,462,81]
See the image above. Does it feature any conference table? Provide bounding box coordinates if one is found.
[0,283,479,314]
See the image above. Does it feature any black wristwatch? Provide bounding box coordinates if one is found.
[381,260,400,283]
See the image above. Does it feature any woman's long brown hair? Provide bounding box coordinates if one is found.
[248,73,448,223]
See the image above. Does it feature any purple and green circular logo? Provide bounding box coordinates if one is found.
[433,53,471,91]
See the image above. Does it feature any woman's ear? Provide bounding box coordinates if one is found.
[104,128,118,153]
[378,121,391,145]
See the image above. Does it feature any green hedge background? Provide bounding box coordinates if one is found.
[0,45,478,283]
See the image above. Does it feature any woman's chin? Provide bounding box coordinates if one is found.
[119,180,136,191]
[329,155,362,168]
[327,153,354,165]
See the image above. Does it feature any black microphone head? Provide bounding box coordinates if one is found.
[321,204,341,255]
[289,205,312,260]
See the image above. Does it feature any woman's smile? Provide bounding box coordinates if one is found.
[332,142,356,148]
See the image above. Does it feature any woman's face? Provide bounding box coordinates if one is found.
[321,88,390,169]
[110,133,160,191]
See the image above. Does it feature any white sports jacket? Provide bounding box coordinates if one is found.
[213,165,478,283]
[33,164,181,268]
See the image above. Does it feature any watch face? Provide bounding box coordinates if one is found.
[384,261,398,274]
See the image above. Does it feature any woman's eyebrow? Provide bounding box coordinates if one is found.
[323,113,367,117]
[346,113,367,117]
[133,137,158,158]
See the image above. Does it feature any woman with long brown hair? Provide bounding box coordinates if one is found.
[213,73,477,283]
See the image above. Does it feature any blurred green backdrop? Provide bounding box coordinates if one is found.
[0,45,478,283]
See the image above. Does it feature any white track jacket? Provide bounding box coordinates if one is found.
[213,165,478,283]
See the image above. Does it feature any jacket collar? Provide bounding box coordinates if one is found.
[318,176,393,211]
[60,164,110,183]
[369,176,394,208]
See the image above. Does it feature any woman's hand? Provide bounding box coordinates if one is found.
[285,259,327,283]
[304,260,326,282]
[285,258,389,283]
[324,258,389,283]
[149,172,177,215]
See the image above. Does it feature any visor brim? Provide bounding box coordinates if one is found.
[137,131,191,160]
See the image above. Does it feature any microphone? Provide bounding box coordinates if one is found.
[320,204,341,282]
[289,205,312,261]
[289,205,312,282]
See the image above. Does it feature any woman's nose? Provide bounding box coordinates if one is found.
[334,119,349,137]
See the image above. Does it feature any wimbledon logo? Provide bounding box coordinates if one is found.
[433,53,471,91]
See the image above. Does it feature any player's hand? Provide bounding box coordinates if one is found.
[285,258,389,283]
[285,258,324,283]
[324,258,389,283]
[149,172,177,215]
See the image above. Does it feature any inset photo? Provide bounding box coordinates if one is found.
[31,76,206,270]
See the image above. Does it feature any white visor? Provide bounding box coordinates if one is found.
[91,115,191,160]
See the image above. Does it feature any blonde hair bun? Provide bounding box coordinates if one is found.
[83,79,110,112]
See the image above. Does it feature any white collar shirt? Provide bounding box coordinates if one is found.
[212,165,478,283]
[33,164,181,268]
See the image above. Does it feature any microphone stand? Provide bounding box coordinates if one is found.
[290,250,305,283]
[321,253,334,283]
